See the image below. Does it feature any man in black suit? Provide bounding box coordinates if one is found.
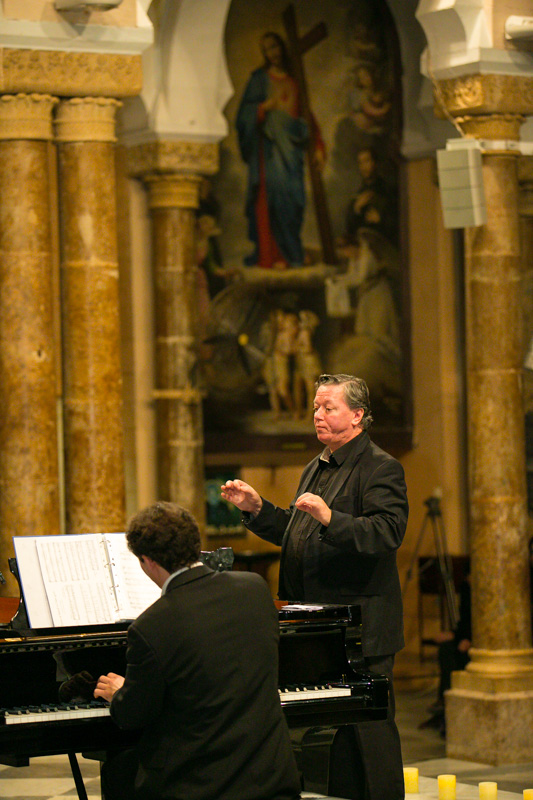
[94,501,301,800]
[222,373,408,800]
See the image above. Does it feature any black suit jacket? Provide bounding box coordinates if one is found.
[110,566,300,800]
[246,431,408,657]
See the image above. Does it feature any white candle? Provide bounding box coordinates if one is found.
[404,767,419,793]
[479,782,497,800]
[523,791,533,800]
[438,773,456,800]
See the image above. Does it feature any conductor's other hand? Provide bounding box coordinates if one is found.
[294,492,332,526]
[221,480,263,515]
[94,672,125,703]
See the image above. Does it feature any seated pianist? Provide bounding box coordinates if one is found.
[93,501,301,800]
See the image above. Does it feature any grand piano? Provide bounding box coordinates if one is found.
[0,552,388,798]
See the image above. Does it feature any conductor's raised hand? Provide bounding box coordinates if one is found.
[294,492,332,526]
[94,672,125,703]
[221,479,263,515]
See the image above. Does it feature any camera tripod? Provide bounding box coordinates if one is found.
[402,494,459,631]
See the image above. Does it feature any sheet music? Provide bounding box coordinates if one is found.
[103,533,160,620]
[34,535,118,626]
[14,533,162,628]
[13,537,53,628]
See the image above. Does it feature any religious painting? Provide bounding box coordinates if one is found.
[200,0,412,459]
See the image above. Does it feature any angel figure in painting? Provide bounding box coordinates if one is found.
[261,308,300,417]
[350,64,392,136]
[294,309,321,420]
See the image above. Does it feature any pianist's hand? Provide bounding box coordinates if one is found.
[294,492,332,526]
[94,672,125,703]
[221,479,263,515]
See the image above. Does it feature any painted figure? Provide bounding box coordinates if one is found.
[294,309,322,419]
[236,31,323,269]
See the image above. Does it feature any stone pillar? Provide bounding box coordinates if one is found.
[128,141,219,529]
[0,94,60,591]
[518,157,533,414]
[55,97,126,534]
[434,77,533,763]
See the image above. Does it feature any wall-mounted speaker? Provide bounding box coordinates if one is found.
[437,139,487,229]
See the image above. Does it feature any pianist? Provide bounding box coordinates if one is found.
[94,501,301,800]
[222,373,408,800]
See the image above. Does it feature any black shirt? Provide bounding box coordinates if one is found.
[282,437,359,600]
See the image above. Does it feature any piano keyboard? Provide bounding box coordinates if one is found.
[2,703,110,725]
[279,684,352,702]
[1,686,352,726]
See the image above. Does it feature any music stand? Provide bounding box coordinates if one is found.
[402,494,459,631]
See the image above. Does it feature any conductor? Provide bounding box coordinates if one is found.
[222,373,408,800]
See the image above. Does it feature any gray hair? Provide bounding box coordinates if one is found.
[314,373,373,430]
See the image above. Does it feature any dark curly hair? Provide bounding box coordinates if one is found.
[126,502,201,572]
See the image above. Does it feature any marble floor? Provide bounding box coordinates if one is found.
[1,662,532,800]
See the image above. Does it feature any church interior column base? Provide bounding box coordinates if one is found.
[446,681,533,765]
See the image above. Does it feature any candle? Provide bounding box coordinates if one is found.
[523,791,533,800]
[479,782,497,800]
[404,767,419,793]
[438,774,456,800]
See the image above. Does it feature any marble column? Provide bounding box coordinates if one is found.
[0,94,60,592]
[55,97,126,534]
[518,157,533,413]
[433,78,533,763]
[128,141,219,530]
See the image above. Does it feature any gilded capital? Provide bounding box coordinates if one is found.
[0,94,58,141]
[455,114,523,143]
[55,98,122,143]
[127,140,219,180]
[434,74,533,130]
[145,174,202,210]
[0,50,142,99]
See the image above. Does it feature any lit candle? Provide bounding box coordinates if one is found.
[404,767,419,793]
[523,791,533,800]
[438,774,456,800]
[479,782,497,800]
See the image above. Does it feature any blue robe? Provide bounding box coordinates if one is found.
[236,67,309,267]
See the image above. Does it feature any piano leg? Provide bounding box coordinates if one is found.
[67,752,89,800]
[291,725,366,800]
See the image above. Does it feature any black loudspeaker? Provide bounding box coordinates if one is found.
[437,139,487,229]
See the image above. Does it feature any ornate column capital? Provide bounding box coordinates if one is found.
[145,173,203,211]
[0,93,58,140]
[127,139,219,180]
[55,97,122,143]
[0,50,142,99]
[434,73,533,133]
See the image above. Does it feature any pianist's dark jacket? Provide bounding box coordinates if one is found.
[245,430,408,658]
[109,565,300,800]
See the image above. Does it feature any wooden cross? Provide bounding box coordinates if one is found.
[282,3,338,265]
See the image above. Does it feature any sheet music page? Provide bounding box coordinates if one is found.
[103,533,160,620]
[34,535,118,626]
[13,537,53,628]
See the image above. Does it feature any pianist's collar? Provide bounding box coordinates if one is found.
[161,561,204,595]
